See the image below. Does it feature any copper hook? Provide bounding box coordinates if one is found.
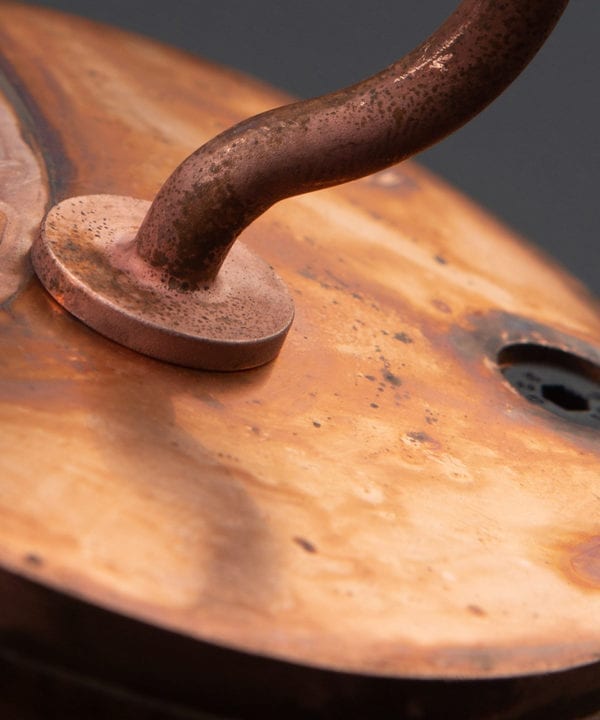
[135,0,569,288]
[33,0,569,370]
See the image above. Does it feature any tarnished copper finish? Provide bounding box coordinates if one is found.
[32,0,569,369]
[1,2,600,714]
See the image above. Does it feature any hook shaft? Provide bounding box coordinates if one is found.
[135,0,569,289]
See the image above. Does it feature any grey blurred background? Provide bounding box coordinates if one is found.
[26,1,599,296]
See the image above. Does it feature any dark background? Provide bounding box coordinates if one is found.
[26,0,599,297]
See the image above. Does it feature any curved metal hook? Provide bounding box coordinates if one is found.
[135,0,569,289]
[32,0,570,370]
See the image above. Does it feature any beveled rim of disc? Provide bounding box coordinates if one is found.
[31,195,295,371]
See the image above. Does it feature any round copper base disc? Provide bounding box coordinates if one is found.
[31,195,294,370]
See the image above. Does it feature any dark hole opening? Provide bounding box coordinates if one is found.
[497,344,600,383]
[497,343,600,429]
[541,384,589,412]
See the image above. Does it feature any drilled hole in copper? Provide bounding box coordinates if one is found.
[541,384,589,412]
[497,344,600,429]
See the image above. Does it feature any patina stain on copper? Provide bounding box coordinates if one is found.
[445,311,600,438]
[0,81,47,303]
[570,537,600,589]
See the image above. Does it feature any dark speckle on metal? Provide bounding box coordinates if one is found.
[134,0,568,286]
[32,0,569,370]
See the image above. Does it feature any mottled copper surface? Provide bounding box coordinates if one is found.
[0,75,47,302]
[32,195,294,370]
[0,1,599,689]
